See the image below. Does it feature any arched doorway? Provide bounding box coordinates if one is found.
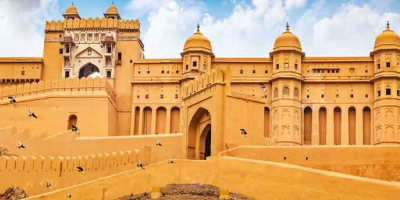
[67,114,77,130]
[187,107,211,160]
[79,63,100,78]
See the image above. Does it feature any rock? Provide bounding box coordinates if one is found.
[0,187,27,200]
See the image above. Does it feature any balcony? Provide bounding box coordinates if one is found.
[115,60,122,65]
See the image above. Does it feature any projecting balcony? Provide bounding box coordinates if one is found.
[115,60,122,65]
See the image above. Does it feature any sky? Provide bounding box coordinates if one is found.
[0,0,400,58]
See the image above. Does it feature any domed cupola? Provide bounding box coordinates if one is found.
[63,3,81,20]
[372,21,400,53]
[104,3,121,20]
[182,24,214,57]
[272,23,302,53]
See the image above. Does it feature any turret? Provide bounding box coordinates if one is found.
[269,23,304,146]
[62,3,81,20]
[371,22,400,145]
[181,24,214,80]
[104,3,121,20]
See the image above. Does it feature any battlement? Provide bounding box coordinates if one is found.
[0,77,115,102]
[182,69,225,99]
[45,18,140,32]
[0,148,150,195]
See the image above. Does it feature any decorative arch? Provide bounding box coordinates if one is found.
[319,107,327,145]
[304,107,312,145]
[155,107,167,134]
[294,87,299,98]
[274,87,279,99]
[334,107,342,145]
[170,107,181,133]
[78,62,100,78]
[142,107,152,134]
[67,114,77,130]
[363,107,371,145]
[187,107,211,160]
[348,107,356,145]
[282,85,290,96]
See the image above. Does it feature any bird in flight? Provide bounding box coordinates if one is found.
[45,181,52,189]
[18,141,25,149]
[77,166,84,173]
[259,83,267,93]
[240,128,247,138]
[71,125,79,134]
[156,139,162,146]
[168,158,174,164]
[8,96,16,106]
[29,109,38,118]
[66,193,72,198]
[137,160,145,170]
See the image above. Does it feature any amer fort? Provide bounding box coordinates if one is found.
[1,3,400,200]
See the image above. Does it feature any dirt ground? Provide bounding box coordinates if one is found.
[0,188,27,200]
[117,183,253,200]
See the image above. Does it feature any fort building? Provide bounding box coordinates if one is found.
[1,4,400,199]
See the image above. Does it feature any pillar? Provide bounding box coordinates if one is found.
[326,105,334,145]
[311,106,319,145]
[166,107,171,134]
[130,107,135,135]
[138,107,143,135]
[341,106,349,145]
[151,107,157,134]
[356,105,364,145]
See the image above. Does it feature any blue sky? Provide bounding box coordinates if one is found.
[0,0,400,58]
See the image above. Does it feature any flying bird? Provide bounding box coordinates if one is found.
[29,109,38,118]
[168,158,174,164]
[136,160,145,170]
[45,181,52,189]
[66,193,72,198]
[240,128,247,138]
[259,83,267,93]
[18,141,25,149]
[8,96,16,106]
[77,166,84,173]
[155,139,162,146]
[71,125,79,134]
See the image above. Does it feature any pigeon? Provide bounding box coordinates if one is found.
[136,160,145,170]
[240,128,247,138]
[66,193,72,198]
[155,139,162,146]
[18,141,25,149]
[168,158,174,164]
[259,83,267,93]
[71,125,79,134]
[45,181,52,189]
[29,109,38,118]
[8,96,16,105]
[77,166,84,173]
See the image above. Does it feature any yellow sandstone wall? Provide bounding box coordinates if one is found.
[220,145,400,181]
[23,157,400,200]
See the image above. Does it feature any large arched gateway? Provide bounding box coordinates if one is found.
[78,63,100,78]
[187,107,211,160]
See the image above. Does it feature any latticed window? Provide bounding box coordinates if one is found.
[274,88,279,99]
[294,87,299,97]
[283,86,289,96]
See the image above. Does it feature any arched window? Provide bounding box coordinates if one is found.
[386,86,391,96]
[377,88,381,97]
[67,115,77,130]
[274,87,279,99]
[294,87,299,97]
[377,60,381,69]
[283,86,289,96]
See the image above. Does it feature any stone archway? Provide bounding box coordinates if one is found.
[187,107,211,160]
[79,63,100,78]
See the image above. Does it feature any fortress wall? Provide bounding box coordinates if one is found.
[182,69,223,99]
[46,18,140,32]
[0,148,151,196]
[220,146,400,181]
[24,157,400,200]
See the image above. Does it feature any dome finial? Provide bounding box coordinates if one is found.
[72,1,74,5]
[197,23,200,32]
[286,22,290,32]
[112,0,115,5]
[386,21,390,30]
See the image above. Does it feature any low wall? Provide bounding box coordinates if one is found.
[0,148,150,196]
[220,145,400,181]
[24,157,400,200]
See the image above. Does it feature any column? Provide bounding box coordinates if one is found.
[326,105,334,145]
[341,106,349,145]
[151,107,157,134]
[129,106,136,135]
[166,107,171,134]
[311,106,319,145]
[138,107,143,135]
[356,105,364,145]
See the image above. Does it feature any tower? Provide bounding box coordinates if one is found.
[269,23,305,145]
[181,24,214,83]
[371,22,400,144]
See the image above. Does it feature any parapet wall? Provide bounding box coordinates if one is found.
[182,69,225,99]
[220,145,400,181]
[45,18,140,32]
[0,148,150,196]
[0,77,115,103]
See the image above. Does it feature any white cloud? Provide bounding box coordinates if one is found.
[309,3,400,56]
[285,0,306,10]
[125,0,173,17]
[0,0,60,57]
